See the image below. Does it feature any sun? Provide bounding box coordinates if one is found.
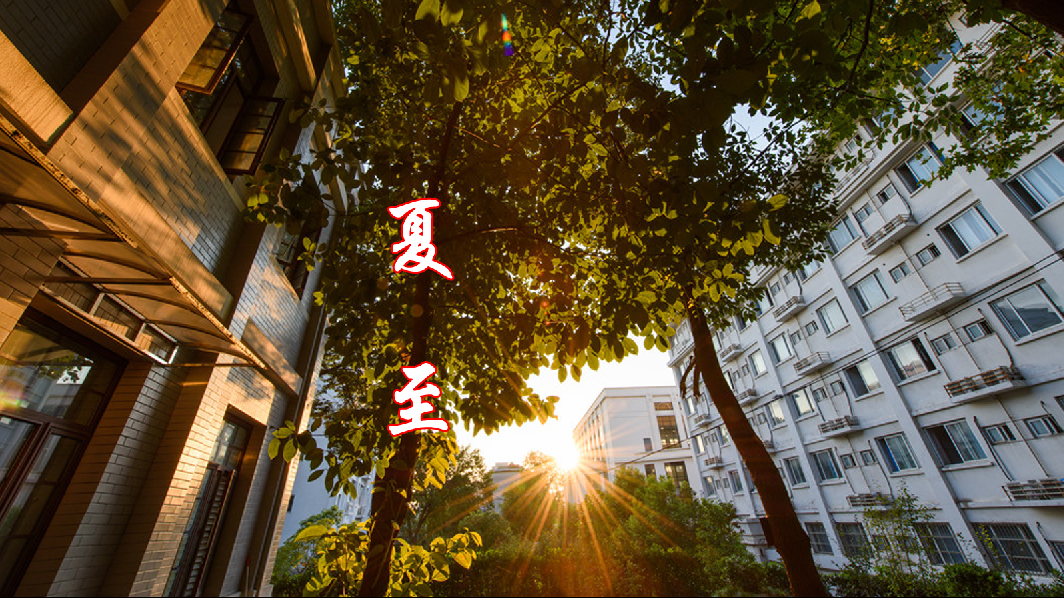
[547,439,581,473]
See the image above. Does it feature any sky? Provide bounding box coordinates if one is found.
[455,345,677,469]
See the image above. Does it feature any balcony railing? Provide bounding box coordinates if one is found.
[772,295,807,321]
[945,366,1026,404]
[692,413,712,429]
[736,387,758,404]
[818,416,861,438]
[1004,479,1064,501]
[847,492,893,508]
[862,214,918,254]
[718,342,742,362]
[794,352,832,377]
[899,282,965,321]
[705,456,725,468]
[762,440,779,453]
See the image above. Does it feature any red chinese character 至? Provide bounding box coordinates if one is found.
[388,198,453,280]
[388,361,450,437]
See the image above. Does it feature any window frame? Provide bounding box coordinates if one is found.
[748,350,767,377]
[937,203,1001,258]
[915,243,941,266]
[885,338,937,381]
[784,457,807,485]
[817,299,848,334]
[845,360,881,397]
[877,433,920,473]
[925,420,987,466]
[851,270,891,313]
[1024,415,1062,438]
[895,143,944,192]
[768,333,793,364]
[805,522,834,554]
[1005,149,1064,216]
[990,281,1064,340]
[976,523,1053,574]
[810,449,843,481]
[827,216,859,253]
[789,388,815,418]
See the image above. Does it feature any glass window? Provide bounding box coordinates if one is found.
[851,271,890,313]
[704,476,717,496]
[837,522,869,558]
[654,401,673,411]
[916,38,961,84]
[784,458,807,485]
[811,450,842,481]
[926,420,986,465]
[657,415,681,449]
[990,281,1064,340]
[845,360,881,396]
[790,388,815,417]
[938,203,1000,258]
[889,262,911,282]
[643,437,653,452]
[811,387,827,402]
[694,434,705,454]
[817,299,848,334]
[804,321,819,336]
[830,380,847,396]
[886,339,936,381]
[854,203,875,227]
[976,523,1052,574]
[875,182,898,205]
[916,523,966,565]
[895,144,944,192]
[1024,415,1062,438]
[176,6,253,94]
[789,331,802,347]
[765,400,787,426]
[806,522,833,554]
[748,350,767,376]
[964,319,993,341]
[877,433,920,472]
[915,243,941,266]
[827,217,859,252]
[840,453,857,469]
[728,470,744,492]
[1006,150,1064,215]
[770,281,782,297]
[664,462,688,488]
[931,333,958,355]
[644,464,656,477]
[859,449,877,465]
[982,424,1015,445]
[768,334,793,364]
[717,425,731,446]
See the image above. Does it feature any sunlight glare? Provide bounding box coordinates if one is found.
[547,438,581,472]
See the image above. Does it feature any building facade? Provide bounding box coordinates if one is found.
[573,386,699,493]
[669,17,1064,575]
[0,0,346,595]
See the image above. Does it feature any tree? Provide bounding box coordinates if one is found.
[401,446,493,545]
[272,506,345,597]
[500,451,563,542]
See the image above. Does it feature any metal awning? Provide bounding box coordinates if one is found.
[0,115,293,390]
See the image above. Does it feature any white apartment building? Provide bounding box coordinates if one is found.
[668,18,1064,576]
[573,386,699,493]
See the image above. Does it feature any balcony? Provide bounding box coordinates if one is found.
[862,214,918,255]
[705,456,725,468]
[737,517,770,546]
[736,387,758,405]
[945,366,1026,404]
[847,493,893,508]
[762,440,780,453]
[1004,479,1064,501]
[899,282,966,321]
[818,416,861,438]
[718,342,742,362]
[772,295,807,321]
[794,352,832,377]
[692,413,712,429]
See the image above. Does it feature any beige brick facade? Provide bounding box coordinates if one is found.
[0,0,344,595]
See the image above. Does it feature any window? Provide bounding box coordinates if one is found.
[789,331,802,347]
[830,380,847,396]
[990,281,1064,340]
[837,522,870,558]
[654,401,673,411]
[845,360,881,397]
[812,387,828,402]
[889,262,911,283]
[875,182,898,205]
[851,271,891,313]
[276,195,325,295]
[806,522,833,554]
[658,415,681,449]
[827,217,859,252]
[643,437,653,452]
[728,470,744,492]
[644,464,656,477]
[1006,150,1064,215]
[859,449,877,465]
[810,449,842,481]
[804,321,819,336]
[790,388,815,417]
[915,243,941,266]
[768,334,793,364]
[177,6,253,94]
[817,299,848,334]
[694,434,705,454]
[1024,415,1062,438]
[748,350,767,376]
[770,281,782,297]
[765,400,787,426]
[704,477,717,497]
[938,203,1000,258]
[975,523,1052,574]
[840,453,857,469]
[886,339,936,381]
[734,315,748,330]
[717,425,731,446]
[664,462,688,488]
[895,144,943,192]
[926,420,986,465]
[916,38,961,84]
[877,433,919,472]
[982,423,1015,445]
[741,364,751,377]
[931,333,958,355]
[853,203,875,228]
[784,457,807,485]
[783,273,793,285]
[963,319,993,341]
[916,523,966,565]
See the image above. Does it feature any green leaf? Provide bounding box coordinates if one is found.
[799,0,821,20]
[440,0,463,25]
[283,439,297,462]
[415,0,440,21]
[715,70,758,95]
[453,550,473,569]
[268,437,280,459]
[295,524,329,542]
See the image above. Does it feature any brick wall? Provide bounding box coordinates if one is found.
[0,204,63,339]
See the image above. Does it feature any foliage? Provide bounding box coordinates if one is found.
[401,446,494,545]
[272,506,345,597]
[500,451,564,540]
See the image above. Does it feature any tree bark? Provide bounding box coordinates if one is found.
[686,306,828,597]
[998,0,1064,36]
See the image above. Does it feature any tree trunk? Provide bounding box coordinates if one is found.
[998,0,1064,36]
[686,306,828,597]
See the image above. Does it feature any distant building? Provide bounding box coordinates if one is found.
[488,462,522,512]
[573,386,699,494]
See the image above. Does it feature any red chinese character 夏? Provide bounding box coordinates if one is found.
[388,198,453,280]
[388,361,450,437]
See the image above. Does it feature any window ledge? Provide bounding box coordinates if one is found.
[854,389,886,402]
[824,324,852,338]
[940,459,996,472]
[955,233,1008,265]
[818,478,847,486]
[1013,322,1064,346]
[1029,196,1064,221]
[775,355,796,367]
[832,237,862,255]
[896,369,941,387]
[796,413,819,423]
[889,469,924,478]
[792,483,810,489]
[857,296,898,317]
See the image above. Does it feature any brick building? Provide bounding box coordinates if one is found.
[0,0,346,595]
